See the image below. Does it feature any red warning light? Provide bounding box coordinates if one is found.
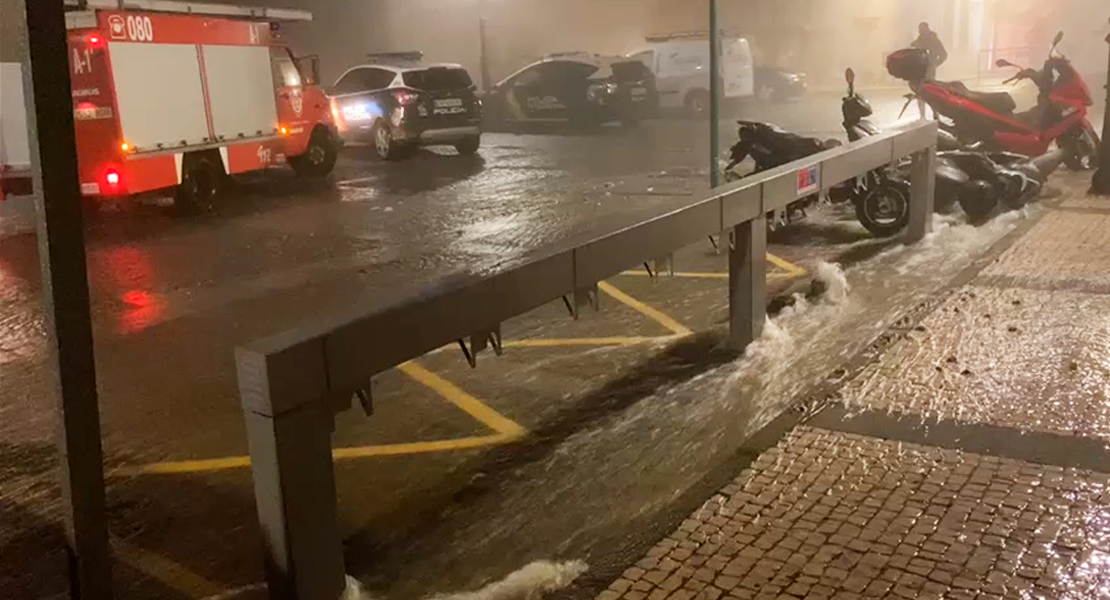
[104,169,121,186]
[88,35,104,48]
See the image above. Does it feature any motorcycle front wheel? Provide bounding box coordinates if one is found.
[854,179,910,238]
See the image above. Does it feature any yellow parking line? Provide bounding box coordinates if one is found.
[620,270,729,279]
[503,336,671,348]
[113,538,226,599]
[112,434,521,477]
[398,361,526,437]
[767,253,807,277]
[333,433,519,459]
[597,281,693,336]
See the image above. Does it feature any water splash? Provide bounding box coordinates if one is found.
[342,560,589,600]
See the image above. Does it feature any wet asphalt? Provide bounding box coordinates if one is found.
[0,90,1100,599]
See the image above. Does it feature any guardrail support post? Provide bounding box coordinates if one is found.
[906,146,937,243]
[238,349,346,600]
[727,216,767,351]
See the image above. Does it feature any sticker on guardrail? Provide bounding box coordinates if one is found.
[797,165,819,195]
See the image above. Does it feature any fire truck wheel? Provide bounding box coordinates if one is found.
[290,128,338,177]
[174,157,220,216]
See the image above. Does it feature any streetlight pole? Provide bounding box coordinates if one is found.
[478,0,491,92]
[709,0,721,189]
[1091,19,1110,195]
[19,0,113,597]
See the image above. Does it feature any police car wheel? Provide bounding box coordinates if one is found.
[372,122,405,161]
[454,136,481,156]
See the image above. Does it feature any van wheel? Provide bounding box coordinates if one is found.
[174,156,221,215]
[372,121,406,161]
[684,90,709,118]
[290,128,338,177]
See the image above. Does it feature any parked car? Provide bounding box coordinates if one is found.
[329,52,482,160]
[627,31,755,117]
[482,53,657,130]
[754,66,808,102]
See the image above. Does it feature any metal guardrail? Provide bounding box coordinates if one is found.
[235,119,938,600]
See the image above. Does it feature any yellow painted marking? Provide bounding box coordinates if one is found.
[333,433,519,459]
[113,362,527,476]
[10,491,230,598]
[767,253,807,277]
[620,270,729,279]
[398,361,526,437]
[503,336,671,348]
[112,434,521,476]
[597,281,693,336]
[113,538,226,599]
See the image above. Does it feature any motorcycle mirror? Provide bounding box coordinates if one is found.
[845,68,855,86]
[995,58,1016,68]
[1053,31,1064,47]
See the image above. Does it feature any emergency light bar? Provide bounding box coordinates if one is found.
[365,52,425,65]
[63,0,312,22]
[645,30,736,43]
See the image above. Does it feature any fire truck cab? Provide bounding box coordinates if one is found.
[48,0,338,213]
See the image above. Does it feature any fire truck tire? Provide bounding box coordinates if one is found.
[290,127,338,177]
[174,155,221,216]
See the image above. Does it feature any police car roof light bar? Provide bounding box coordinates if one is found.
[645,30,735,43]
[365,51,425,65]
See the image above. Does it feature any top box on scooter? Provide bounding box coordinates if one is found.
[886,48,929,81]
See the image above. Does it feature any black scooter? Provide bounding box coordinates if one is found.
[724,71,910,237]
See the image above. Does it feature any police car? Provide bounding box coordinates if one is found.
[328,52,482,160]
[482,53,658,129]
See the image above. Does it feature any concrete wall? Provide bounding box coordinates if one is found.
[1,0,27,62]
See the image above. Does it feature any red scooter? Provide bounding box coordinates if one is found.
[888,32,1100,170]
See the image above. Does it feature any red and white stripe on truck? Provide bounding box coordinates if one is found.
[65,5,330,198]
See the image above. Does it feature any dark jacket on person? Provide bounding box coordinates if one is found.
[912,31,948,67]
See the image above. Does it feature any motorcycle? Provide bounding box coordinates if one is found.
[724,93,911,237]
[887,31,1100,170]
[844,67,1060,221]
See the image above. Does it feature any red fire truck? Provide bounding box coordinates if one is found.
[2,0,338,213]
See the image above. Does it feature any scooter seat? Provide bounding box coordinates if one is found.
[935,81,1017,114]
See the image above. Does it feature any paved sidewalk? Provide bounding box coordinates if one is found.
[594,183,1110,600]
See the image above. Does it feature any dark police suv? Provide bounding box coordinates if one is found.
[482,53,657,130]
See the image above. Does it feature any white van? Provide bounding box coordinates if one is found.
[628,32,754,117]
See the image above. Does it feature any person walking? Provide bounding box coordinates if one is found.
[912,22,947,119]
[912,22,948,81]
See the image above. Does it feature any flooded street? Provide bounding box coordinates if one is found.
[2,86,1107,599]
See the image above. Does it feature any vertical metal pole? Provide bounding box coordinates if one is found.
[477,0,491,92]
[907,146,937,243]
[1091,22,1110,195]
[728,216,766,352]
[709,0,721,189]
[19,0,113,597]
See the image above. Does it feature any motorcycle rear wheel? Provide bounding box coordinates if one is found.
[1063,123,1100,171]
[854,180,910,238]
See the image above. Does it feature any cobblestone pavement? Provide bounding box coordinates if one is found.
[601,429,1110,600]
[596,185,1110,600]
